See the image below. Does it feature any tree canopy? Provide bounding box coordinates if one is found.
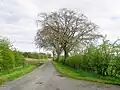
[35,8,102,62]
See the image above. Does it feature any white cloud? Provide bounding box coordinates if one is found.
[0,0,120,52]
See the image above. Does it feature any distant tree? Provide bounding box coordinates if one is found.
[36,8,102,63]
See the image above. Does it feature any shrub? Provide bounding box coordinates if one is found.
[65,39,120,77]
[0,38,15,71]
[0,37,25,72]
[13,50,24,67]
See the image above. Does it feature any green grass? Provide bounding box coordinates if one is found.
[53,61,120,85]
[0,65,36,84]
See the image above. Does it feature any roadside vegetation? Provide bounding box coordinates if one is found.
[35,8,120,85]
[0,65,36,84]
[65,39,120,77]
[0,37,48,84]
[53,38,120,85]
[53,62,120,85]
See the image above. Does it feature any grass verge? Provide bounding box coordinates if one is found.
[53,61,120,85]
[0,65,36,85]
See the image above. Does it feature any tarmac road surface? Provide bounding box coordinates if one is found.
[0,61,120,90]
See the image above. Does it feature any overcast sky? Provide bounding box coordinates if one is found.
[0,0,120,52]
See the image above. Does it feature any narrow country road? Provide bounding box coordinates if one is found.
[0,61,120,90]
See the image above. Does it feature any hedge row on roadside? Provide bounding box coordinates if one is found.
[0,37,25,72]
[61,40,120,77]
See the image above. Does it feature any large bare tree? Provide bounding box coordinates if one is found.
[35,8,102,63]
[35,26,62,61]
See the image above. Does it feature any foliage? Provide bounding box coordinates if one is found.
[0,37,37,84]
[35,8,102,62]
[63,39,120,77]
[22,52,48,59]
[0,37,24,72]
[13,50,25,67]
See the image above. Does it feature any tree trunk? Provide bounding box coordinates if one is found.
[63,49,69,64]
[56,53,60,62]
[52,50,55,61]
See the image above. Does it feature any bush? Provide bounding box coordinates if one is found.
[59,56,64,63]
[66,54,83,69]
[13,50,25,67]
[0,37,25,72]
[0,38,15,71]
[1,49,15,70]
[65,39,120,77]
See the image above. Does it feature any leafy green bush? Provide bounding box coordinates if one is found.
[13,50,24,67]
[66,54,83,69]
[2,49,15,70]
[65,39,120,77]
[0,37,25,72]
[58,56,64,63]
[0,37,15,71]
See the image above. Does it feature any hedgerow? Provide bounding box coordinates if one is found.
[0,37,24,72]
[63,39,120,77]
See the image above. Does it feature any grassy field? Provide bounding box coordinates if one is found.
[25,58,46,65]
[0,58,44,85]
[53,61,120,85]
